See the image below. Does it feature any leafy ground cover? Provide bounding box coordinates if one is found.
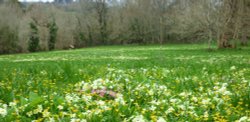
[0,44,250,122]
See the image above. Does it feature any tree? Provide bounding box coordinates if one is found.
[0,0,22,54]
[28,21,40,52]
[94,0,109,45]
[48,19,58,51]
[240,0,250,46]
[216,0,247,48]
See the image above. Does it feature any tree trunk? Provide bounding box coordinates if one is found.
[208,29,212,49]
[241,30,248,46]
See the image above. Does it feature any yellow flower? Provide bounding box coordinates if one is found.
[150,115,157,122]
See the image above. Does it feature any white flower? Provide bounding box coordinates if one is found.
[191,97,198,102]
[242,79,248,83]
[132,115,145,122]
[238,116,248,122]
[48,117,55,122]
[42,109,50,118]
[92,78,104,89]
[170,98,179,104]
[82,95,92,103]
[215,84,232,96]
[26,111,33,117]
[65,94,74,103]
[179,92,191,97]
[70,118,87,122]
[177,105,186,110]
[70,118,80,122]
[165,107,175,114]
[80,119,87,122]
[2,104,7,109]
[203,111,209,118]
[97,100,105,106]
[230,66,236,70]
[201,99,210,105]
[57,105,64,110]
[150,100,160,105]
[65,94,80,103]
[70,113,76,118]
[148,90,154,95]
[0,107,7,117]
[9,102,16,107]
[149,105,156,111]
[81,83,91,91]
[157,117,166,122]
[115,94,126,105]
[188,105,195,110]
[33,105,43,114]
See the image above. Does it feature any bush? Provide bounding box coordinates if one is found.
[48,19,58,51]
[28,22,40,52]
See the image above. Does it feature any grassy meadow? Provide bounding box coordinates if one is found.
[0,44,250,122]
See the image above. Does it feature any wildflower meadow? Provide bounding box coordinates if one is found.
[0,45,249,122]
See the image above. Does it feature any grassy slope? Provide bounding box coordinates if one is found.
[0,44,249,121]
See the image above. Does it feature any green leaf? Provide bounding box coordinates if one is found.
[28,92,44,108]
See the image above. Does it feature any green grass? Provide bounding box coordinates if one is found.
[0,44,249,121]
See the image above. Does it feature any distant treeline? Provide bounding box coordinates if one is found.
[0,0,249,54]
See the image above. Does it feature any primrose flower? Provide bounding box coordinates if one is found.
[165,107,175,114]
[149,105,156,111]
[150,100,160,105]
[81,95,92,103]
[237,116,248,122]
[42,109,50,118]
[70,118,80,122]
[201,99,210,105]
[92,78,105,89]
[96,100,105,106]
[57,105,64,110]
[48,117,55,122]
[177,105,186,110]
[65,94,80,103]
[80,82,91,92]
[215,83,232,96]
[170,98,180,104]
[132,115,146,122]
[9,102,17,107]
[179,92,191,97]
[0,107,7,117]
[191,96,198,102]
[230,66,236,70]
[157,117,166,122]
[115,94,126,105]
[26,111,33,117]
[70,113,76,118]
[148,89,154,95]
[33,105,43,114]
[203,111,209,118]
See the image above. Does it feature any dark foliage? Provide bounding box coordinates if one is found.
[28,22,40,52]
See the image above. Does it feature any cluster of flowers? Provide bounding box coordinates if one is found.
[0,103,7,117]
[0,66,249,121]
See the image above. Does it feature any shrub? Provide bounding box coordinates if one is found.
[28,21,40,52]
[48,19,58,51]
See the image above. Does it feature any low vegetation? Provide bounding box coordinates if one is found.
[0,45,249,121]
